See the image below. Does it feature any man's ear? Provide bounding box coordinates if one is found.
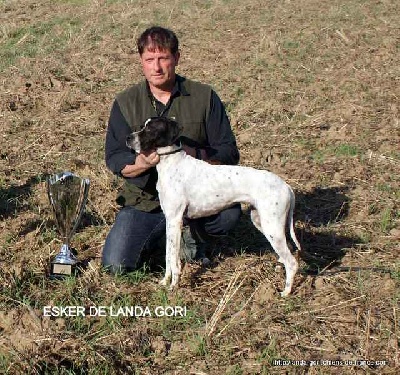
[174,51,180,66]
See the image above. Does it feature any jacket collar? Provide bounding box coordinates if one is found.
[144,74,190,99]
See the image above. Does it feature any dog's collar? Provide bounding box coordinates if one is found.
[157,143,183,156]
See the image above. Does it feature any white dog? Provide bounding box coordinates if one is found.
[127,117,300,296]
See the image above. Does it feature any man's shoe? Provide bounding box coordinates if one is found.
[181,226,210,266]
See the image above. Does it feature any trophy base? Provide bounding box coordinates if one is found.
[49,243,79,279]
[50,262,77,279]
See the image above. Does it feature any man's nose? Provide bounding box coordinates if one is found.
[154,59,162,71]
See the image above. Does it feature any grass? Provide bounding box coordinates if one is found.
[334,144,361,158]
[311,143,362,164]
[0,0,399,373]
[190,334,208,357]
[256,338,280,366]
[0,16,83,72]
[114,264,152,285]
[380,207,394,234]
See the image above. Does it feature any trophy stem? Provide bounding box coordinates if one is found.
[61,243,75,259]
[54,243,77,264]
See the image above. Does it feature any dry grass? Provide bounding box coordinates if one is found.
[0,0,399,374]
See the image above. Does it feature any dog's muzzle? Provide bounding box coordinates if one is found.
[126,134,133,146]
[126,133,141,153]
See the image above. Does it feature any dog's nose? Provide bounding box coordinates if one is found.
[126,134,134,149]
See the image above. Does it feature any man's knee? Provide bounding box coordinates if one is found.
[102,232,138,273]
[101,206,165,273]
[199,203,242,237]
[218,204,242,233]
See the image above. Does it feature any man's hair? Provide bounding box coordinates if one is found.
[137,26,179,55]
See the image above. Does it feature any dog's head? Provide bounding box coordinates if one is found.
[127,117,182,154]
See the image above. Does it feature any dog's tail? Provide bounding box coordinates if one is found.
[288,186,301,252]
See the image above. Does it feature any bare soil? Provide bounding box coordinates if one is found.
[0,0,399,374]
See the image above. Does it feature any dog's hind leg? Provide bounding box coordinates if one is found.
[288,187,301,252]
[268,231,298,296]
[259,216,298,297]
[250,207,263,233]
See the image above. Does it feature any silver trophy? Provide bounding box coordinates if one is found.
[47,172,90,278]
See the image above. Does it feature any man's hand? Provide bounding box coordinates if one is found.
[121,151,160,178]
[137,151,160,168]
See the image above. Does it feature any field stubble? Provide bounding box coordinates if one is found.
[0,0,399,374]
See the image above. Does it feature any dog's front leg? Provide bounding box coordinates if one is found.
[160,217,183,290]
[168,218,183,290]
[159,231,171,287]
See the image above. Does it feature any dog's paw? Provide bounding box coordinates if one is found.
[168,283,177,292]
[159,277,169,286]
[168,274,180,290]
[280,289,291,297]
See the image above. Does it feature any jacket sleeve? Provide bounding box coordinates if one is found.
[201,90,240,165]
[105,100,136,176]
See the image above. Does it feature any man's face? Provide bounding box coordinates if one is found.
[140,46,180,90]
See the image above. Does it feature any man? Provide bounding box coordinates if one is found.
[102,26,241,274]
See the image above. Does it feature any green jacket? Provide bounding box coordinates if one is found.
[114,75,212,212]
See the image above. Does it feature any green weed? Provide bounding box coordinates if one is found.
[110,292,137,307]
[0,233,18,259]
[257,338,280,366]
[190,334,207,357]
[312,149,326,164]
[0,0,399,371]
[311,143,361,163]
[54,0,88,4]
[295,137,316,151]
[227,364,243,375]
[0,352,11,375]
[390,263,400,283]
[334,143,360,157]
[149,290,202,339]
[282,296,303,314]
[150,288,169,306]
[355,270,368,296]
[0,17,82,72]
[0,268,46,309]
[358,230,371,244]
[380,207,394,233]
[114,264,151,285]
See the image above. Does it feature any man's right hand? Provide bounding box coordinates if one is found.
[121,151,160,178]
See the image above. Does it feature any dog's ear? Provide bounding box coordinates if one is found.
[168,118,183,143]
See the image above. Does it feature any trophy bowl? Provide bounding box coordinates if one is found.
[47,172,90,278]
